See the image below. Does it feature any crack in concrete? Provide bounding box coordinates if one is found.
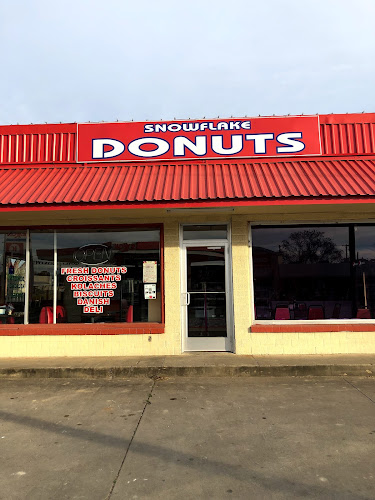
[343,377,375,404]
[105,379,156,500]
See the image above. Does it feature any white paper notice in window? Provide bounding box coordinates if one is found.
[144,283,156,299]
[143,261,157,283]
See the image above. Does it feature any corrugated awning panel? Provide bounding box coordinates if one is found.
[320,121,375,155]
[0,123,76,164]
[1,158,375,206]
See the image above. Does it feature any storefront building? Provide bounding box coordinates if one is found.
[1,113,375,357]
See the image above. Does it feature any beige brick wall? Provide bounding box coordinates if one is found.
[0,334,172,357]
[249,331,375,354]
[163,218,182,354]
[2,330,374,357]
[231,217,252,354]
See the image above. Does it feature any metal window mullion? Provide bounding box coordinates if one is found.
[24,230,30,324]
[248,223,255,324]
[225,241,232,350]
[53,231,57,323]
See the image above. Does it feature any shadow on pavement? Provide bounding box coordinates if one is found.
[0,409,371,500]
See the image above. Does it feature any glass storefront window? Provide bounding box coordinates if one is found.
[56,229,161,323]
[0,232,26,324]
[1,226,163,325]
[354,226,375,318]
[252,226,352,320]
[29,232,54,324]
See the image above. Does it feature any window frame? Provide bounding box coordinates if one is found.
[0,224,164,328]
[249,221,375,325]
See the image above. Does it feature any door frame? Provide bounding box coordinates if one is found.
[180,238,234,352]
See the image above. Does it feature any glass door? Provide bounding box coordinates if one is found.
[182,241,233,351]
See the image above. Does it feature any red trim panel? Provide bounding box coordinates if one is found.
[0,323,164,336]
[251,324,375,333]
[0,123,77,164]
[1,196,375,213]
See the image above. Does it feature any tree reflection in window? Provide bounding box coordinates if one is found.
[279,230,343,264]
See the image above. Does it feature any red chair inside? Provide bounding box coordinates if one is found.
[39,306,53,324]
[126,305,133,323]
[275,307,290,320]
[356,308,371,319]
[308,305,324,320]
[56,305,66,323]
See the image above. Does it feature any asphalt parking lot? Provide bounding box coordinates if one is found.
[0,376,374,500]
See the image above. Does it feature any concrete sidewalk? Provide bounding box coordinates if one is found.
[0,353,374,378]
[1,376,375,499]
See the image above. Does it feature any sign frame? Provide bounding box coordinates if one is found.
[77,115,322,163]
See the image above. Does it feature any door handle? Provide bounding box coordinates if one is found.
[182,292,190,306]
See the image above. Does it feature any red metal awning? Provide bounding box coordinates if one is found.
[1,157,375,208]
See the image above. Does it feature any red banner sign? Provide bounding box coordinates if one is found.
[77,115,321,162]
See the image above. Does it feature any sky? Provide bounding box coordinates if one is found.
[0,0,374,125]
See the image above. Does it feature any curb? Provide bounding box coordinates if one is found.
[0,364,373,379]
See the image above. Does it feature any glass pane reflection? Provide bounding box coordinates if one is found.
[188,293,226,337]
[354,226,375,318]
[183,225,227,240]
[55,229,161,324]
[252,226,351,320]
[29,232,54,324]
[187,247,225,292]
[0,232,26,324]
